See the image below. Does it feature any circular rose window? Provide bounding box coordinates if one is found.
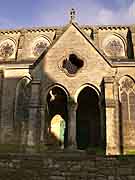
[0,40,15,58]
[33,41,48,56]
[103,35,125,57]
[32,37,50,57]
[105,40,123,56]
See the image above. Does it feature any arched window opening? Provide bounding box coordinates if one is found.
[119,76,135,153]
[120,91,129,121]
[129,91,135,121]
[62,54,84,75]
[76,86,102,150]
[47,86,68,149]
[14,77,31,144]
[119,76,135,121]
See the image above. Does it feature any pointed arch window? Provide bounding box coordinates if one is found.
[129,91,135,121]
[119,76,135,121]
[15,77,31,122]
[121,91,128,121]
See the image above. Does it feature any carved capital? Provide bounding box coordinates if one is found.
[105,99,115,108]
[104,77,114,83]
[68,98,78,111]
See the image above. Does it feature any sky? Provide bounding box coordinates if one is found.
[0,0,135,29]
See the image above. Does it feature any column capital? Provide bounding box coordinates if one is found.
[103,76,114,83]
[68,98,78,110]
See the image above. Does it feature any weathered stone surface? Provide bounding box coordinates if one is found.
[0,153,133,179]
[0,19,135,156]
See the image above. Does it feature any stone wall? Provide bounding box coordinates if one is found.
[0,152,134,180]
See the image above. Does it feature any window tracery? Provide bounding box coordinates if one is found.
[33,41,48,57]
[32,37,50,57]
[0,39,15,58]
[61,54,84,76]
[119,76,135,121]
[103,35,125,57]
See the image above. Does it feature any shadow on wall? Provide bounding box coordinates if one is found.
[0,50,106,154]
[127,28,134,59]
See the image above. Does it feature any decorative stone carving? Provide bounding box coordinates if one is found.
[0,39,15,58]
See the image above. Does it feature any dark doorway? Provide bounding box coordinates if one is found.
[47,86,68,148]
[76,86,101,150]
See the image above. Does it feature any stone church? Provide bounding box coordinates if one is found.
[0,9,135,155]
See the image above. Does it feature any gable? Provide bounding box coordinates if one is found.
[31,23,114,90]
[43,23,113,73]
[49,24,110,62]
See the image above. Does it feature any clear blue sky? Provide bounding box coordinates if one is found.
[0,0,134,29]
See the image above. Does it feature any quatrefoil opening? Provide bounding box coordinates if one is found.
[62,54,84,76]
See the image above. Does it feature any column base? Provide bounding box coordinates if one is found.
[27,130,35,146]
[25,145,37,153]
[67,143,77,150]
[106,146,120,155]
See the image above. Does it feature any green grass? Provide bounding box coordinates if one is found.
[86,146,105,155]
[0,144,21,153]
[126,150,135,155]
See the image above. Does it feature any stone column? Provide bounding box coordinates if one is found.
[130,25,135,58]
[67,99,78,149]
[93,27,99,46]
[113,79,120,154]
[40,106,45,143]
[27,80,40,147]
[104,77,120,155]
[98,94,105,146]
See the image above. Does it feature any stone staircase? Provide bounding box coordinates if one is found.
[0,150,134,179]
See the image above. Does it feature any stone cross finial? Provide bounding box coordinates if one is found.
[70,8,76,23]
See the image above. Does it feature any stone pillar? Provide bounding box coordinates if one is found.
[113,79,121,154]
[104,77,120,155]
[27,80,40,147]
[67,99,78,149]
[93,27,99,46]
[40,106,45,143]
[130,25,135,58]
[16,30,26,61]
[98,93,105,146]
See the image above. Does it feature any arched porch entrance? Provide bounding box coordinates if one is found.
[76,86,101,150]
[47,86,68,148]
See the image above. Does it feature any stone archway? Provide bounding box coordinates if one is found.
[76,86,101,150]
[47,86,68,148]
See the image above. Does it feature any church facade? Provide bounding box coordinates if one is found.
[0,13,135,155]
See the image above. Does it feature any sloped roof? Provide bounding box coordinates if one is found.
[31,22,113,69]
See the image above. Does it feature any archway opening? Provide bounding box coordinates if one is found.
[47,86,68,148]
[76,86,101,150]
[14,77,31,145]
